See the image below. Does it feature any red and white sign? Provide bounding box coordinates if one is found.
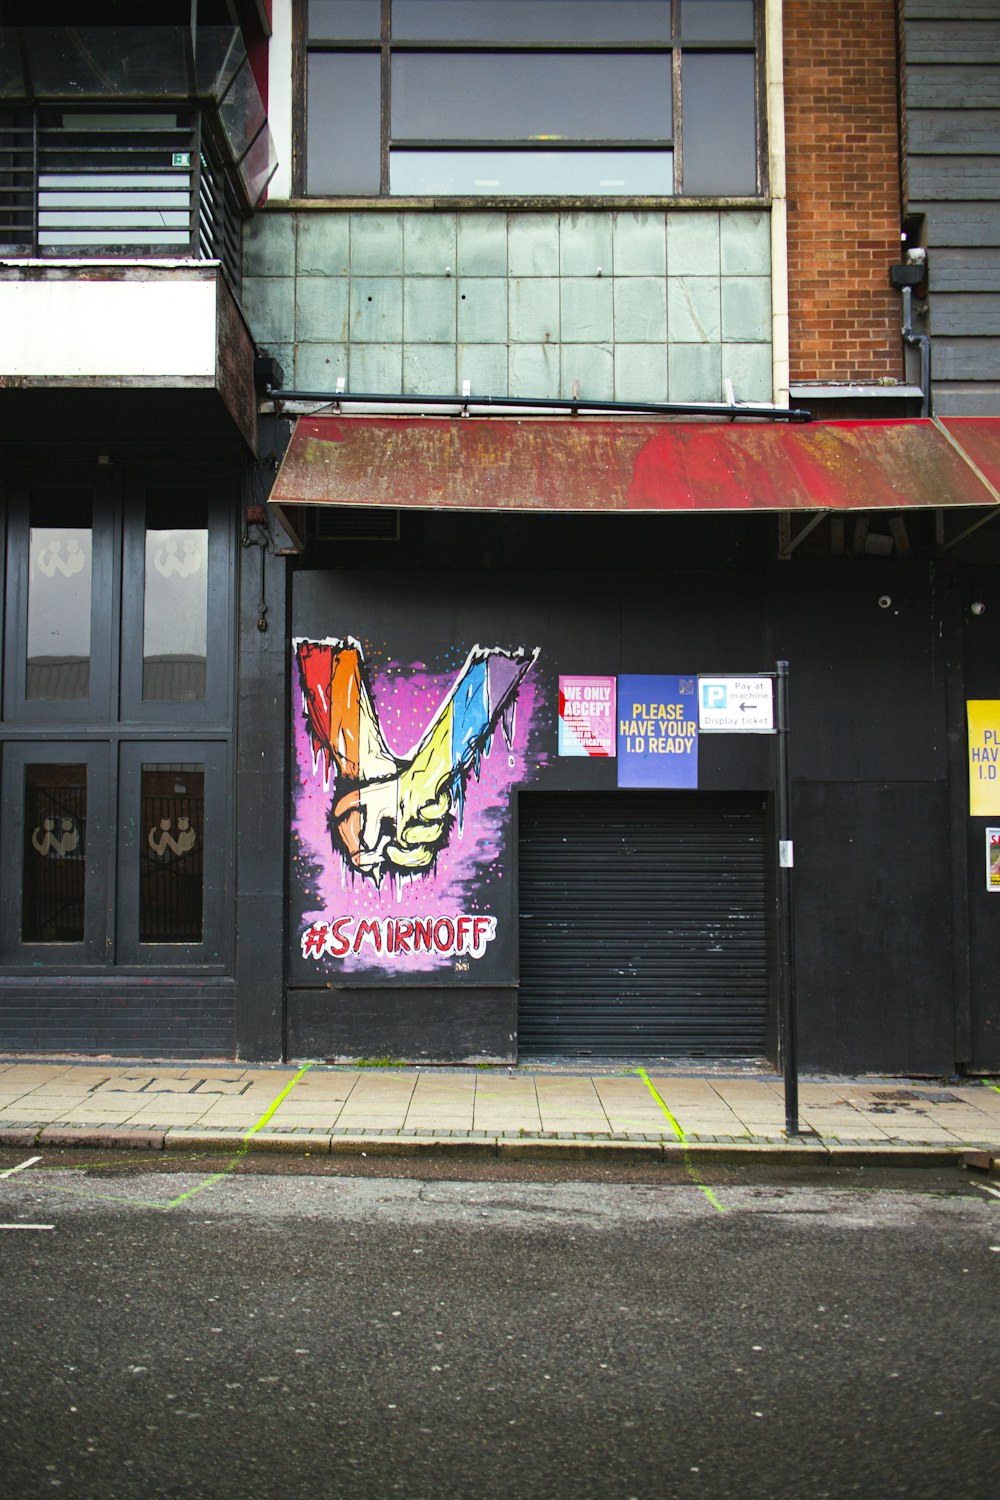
[559,675,616,757]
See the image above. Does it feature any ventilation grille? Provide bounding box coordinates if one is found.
[313,508,401,542]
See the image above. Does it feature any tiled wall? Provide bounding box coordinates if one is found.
[242,208,773,404]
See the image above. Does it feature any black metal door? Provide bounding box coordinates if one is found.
[518,791,769,1058]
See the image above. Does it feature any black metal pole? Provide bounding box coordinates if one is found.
[775,660,799,1136]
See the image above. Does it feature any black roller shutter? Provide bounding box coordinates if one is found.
[518,791,769,1058]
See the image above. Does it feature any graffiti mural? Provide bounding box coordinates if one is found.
[292,636,540,975]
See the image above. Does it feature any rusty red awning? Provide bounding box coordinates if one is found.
[270,415,1000,518]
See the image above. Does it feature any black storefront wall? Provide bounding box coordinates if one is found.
[283,547,976,1074]
[0,430,248,1060]
[958,564,1000,1073]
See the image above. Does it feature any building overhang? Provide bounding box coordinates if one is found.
[0,261,258,454]
[269,415,1000,543]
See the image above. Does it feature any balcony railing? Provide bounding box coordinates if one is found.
[0,105,243,288]
[0,28,276,296]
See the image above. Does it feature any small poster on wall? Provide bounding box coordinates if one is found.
[558,675,616,757]
[987,829,1000,892]
[617,674,698,788]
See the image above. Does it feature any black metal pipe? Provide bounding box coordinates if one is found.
[266,389,813,423]
[901,285,932,418]
[774,659,799,1137]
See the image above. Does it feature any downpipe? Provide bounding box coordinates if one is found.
[901,284,932,418]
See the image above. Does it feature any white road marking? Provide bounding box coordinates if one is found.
[973,1181,1000,1200]
[0,1223,54,1230]
[0,1155,42,1179]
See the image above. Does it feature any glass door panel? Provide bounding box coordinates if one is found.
[22,762,88,943]
[4,483,114,722]
[142,497,208,703]
[0,742,110,965]
[27,494,93,702]
[117,741,229,966]
[120,488,232,723]
[140,763,205,943]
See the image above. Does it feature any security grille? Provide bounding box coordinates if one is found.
[518,790,769,1058]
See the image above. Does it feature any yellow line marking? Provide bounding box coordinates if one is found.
[637,1068,727,1213]
[636,1070,685,1140]
[12,1065,315,1214]
[165,1064,314,1207]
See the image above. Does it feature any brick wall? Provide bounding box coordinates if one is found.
[784,0,905,384]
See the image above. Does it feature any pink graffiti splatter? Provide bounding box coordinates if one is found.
[292,654,544,974]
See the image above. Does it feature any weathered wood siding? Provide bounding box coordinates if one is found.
[904,3,1000,413]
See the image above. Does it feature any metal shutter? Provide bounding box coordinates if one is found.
[518,791,769,1058]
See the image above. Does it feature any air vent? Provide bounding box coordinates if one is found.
[314,508,400,542]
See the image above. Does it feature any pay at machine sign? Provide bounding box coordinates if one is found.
[698,676,774,733]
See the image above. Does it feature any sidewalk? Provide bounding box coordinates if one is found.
[2,1059,1000,1166]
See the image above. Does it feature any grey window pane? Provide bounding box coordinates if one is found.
[307,52,381,194]
[392,1,672,42]
[392,54,671,141]
[143,496,208,703]
[27,493,92,702]
[681,52,756,194]
[308,1,383,39]
[23,764,87,944]
[140,765,204,943]
[23,27,192,98]
[679,1,755,41]
[391,148,673,195]
[216,55,268,162]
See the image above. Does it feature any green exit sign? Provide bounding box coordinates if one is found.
[172,151,191,168]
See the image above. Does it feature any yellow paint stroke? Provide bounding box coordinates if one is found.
[22,1065,315,1213]
[637,1067,728,1213]
[165,1063,314,1207]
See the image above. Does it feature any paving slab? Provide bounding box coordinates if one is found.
[0,1059,997,1163]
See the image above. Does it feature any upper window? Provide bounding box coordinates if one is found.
[300,0,761,198]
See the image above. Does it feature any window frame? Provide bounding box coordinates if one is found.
[292,0,766,202]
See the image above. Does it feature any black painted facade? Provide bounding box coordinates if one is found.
[1,433,998,1075]
[266,499,999,1076]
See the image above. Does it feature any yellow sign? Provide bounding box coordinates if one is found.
[967,700,1000,814]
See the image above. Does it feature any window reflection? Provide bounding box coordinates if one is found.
[392,1,672,42]
[391,149,673,196]
[679,2,755,42]
[307,52,381,195]
[391,53,671,141]
[27,492,93,701]
[140,764,204,943]
[143,494,208,701]
[22,763,87,943]
[681,52,757,194]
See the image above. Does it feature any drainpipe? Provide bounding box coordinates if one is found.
[890,258,932,417]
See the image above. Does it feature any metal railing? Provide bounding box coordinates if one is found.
[0,103,243,291]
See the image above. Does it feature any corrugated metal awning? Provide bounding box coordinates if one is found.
[939,417,1000,497]
[269,415,1000,519]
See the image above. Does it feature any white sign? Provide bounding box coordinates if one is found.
[698,676,774,733]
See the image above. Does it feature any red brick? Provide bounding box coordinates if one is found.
[784,0,904,384]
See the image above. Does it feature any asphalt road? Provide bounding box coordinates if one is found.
[1,1156,998,1500]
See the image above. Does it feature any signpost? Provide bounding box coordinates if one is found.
[698,663,798,1138]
